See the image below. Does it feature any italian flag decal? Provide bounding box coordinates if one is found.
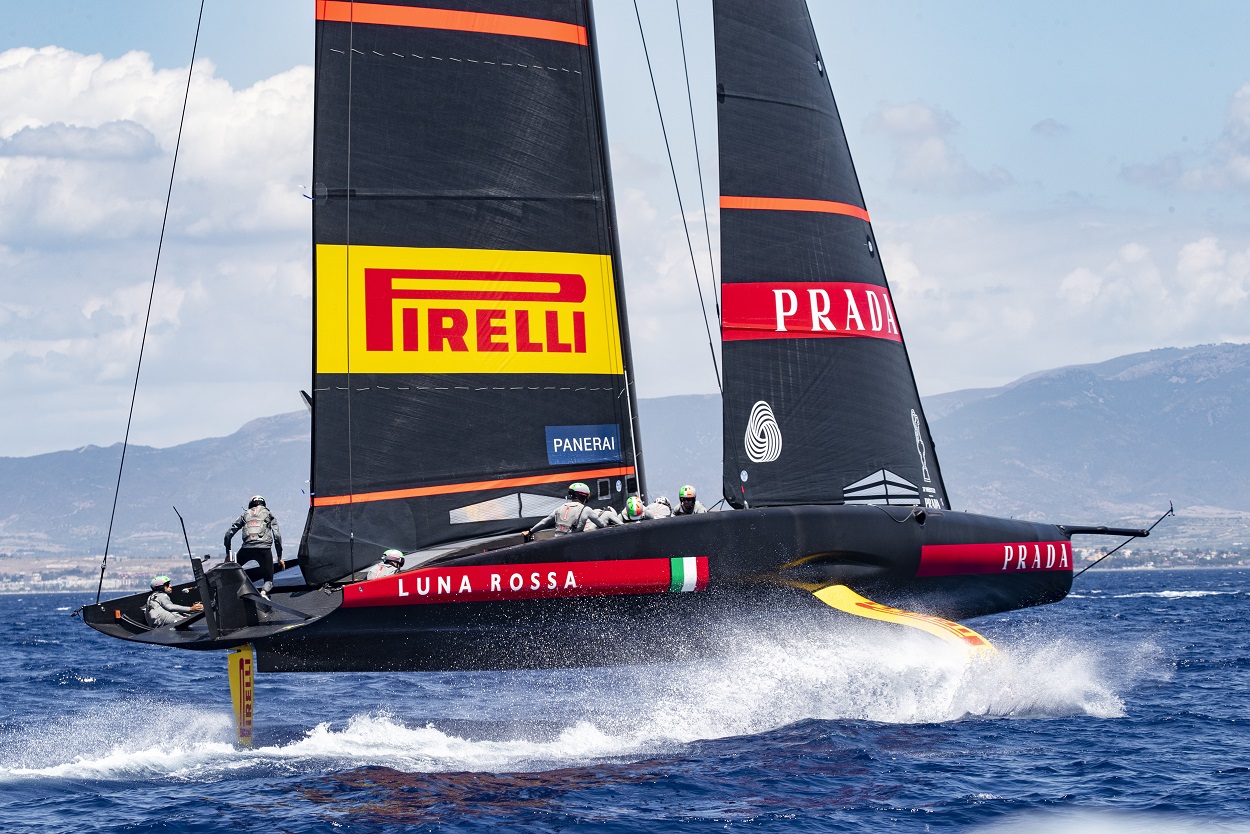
[669,556,707,592]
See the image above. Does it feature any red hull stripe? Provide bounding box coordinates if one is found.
[918,541,1073,577]
[342,556,710,607]
[313,466,636,507]
[720,195,870,222]
[315,1,589,46]
[722,281,903,343]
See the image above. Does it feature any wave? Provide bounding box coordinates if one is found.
[1109,590,1241,599]
[974,809,1250,833]
[1067,589,1240,600]
[0,623,1168,783]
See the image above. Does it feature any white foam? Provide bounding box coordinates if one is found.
[1110,590,1241,599]
[0,623,1166,782]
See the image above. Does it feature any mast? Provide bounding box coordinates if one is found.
[585,0,647,501]
[714,0,950,511]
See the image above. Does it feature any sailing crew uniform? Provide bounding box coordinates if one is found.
[145,591,196,627]
[224,506,283,592]
[673,500,707,516]
[647,500,673,519]
[531,501,608,536]
[365,562,399,581]
[590,506,623,528]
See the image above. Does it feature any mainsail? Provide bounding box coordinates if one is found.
[301,0,643,583]
[714,0,949,511]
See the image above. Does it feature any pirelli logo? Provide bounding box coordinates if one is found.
[316,246,624,375]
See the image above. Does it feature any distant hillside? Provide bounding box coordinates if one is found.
[927,343,1250,544]
[3,343,1247,560]
[0,413,311,561]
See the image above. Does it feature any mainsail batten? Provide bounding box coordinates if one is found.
[302,0,642,583]
[714,0,949,511]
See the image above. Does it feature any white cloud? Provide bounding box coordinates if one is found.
[0,120,159,160]
[866,101,1011,195]
[875,208,1250,395]
[1124,83,1250,192]
[0,46,313,455]
[1031,118,1069,138]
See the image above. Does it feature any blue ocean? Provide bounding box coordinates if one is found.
[1,567,1247,833]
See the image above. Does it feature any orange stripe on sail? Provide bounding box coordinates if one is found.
[720,195,870,223]
[312,466,635,506]
[316,1,589,46]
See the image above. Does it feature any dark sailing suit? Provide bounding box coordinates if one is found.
[224,506,283,592]
[530,501,607,536]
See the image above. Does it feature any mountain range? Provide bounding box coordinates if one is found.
[3,342,1246,563]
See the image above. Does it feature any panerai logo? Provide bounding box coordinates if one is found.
[744,400,782,463]
[545,424,623,466]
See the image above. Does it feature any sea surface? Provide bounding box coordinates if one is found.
[1,568,1247,833]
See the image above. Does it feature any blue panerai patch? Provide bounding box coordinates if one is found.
[545,424,623,465]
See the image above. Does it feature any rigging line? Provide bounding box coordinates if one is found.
[94,0,206,604]
[1074,503,1175,579]
[673,0,719,323]
[631,0,720,391]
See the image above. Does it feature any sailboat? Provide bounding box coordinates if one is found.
[84,0,1144,677]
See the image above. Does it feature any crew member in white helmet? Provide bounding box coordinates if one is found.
[673,485,707,515]
[366,549,406,580]
[525,482,608,539]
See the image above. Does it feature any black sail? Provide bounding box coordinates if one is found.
[714,0,949,511]
[301,0,643,583]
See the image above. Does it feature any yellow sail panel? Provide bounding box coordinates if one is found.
[316,245,623,375]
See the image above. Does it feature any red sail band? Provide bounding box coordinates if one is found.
[312,466,636,507]
[720,195,870,222]
[315,1,589,46]
[722,281,902,343]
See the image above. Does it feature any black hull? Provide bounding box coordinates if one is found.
[85,506,1075,672]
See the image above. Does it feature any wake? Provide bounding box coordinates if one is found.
[0,623,1169,782]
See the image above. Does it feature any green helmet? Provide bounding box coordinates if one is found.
[151,575,171,589]
[382,549,405,567]
[624,496,645,520]
[568,482,591,501]
[679,485,697,500]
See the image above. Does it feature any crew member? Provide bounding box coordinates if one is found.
[366,549,405,581]
[621,495,651,522]
[650,496,674,518]
[674,485,707,515]
[224,495,284,597]
[590,505,623,528]
[524,482,607,539]
[144,575,203,627]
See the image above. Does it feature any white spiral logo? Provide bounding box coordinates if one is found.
[744,400,782,463]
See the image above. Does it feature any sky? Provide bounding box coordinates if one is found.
[1,1,1248,457]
